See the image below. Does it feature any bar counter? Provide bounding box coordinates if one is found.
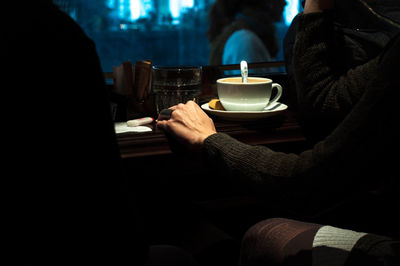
[117,109,306,159]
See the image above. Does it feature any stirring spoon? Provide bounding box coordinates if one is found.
[241,60,248,83]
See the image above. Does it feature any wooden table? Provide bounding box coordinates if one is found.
[117,108,308,201]
[117,109,306,159]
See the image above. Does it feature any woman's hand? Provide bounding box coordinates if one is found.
[156,101,217,153]
[303,0,334,14]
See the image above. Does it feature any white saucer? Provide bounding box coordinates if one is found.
[201,102,288,121]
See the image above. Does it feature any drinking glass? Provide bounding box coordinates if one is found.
[151,66,202,114]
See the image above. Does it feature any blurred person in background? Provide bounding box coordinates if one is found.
[207,0,286,73]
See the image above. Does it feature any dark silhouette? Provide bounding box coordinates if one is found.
[3,1,197,265]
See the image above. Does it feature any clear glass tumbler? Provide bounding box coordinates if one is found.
[151,66,202,114]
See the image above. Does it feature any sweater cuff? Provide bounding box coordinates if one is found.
[312,226,367,266]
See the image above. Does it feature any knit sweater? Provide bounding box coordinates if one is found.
[284,1,400,142]
[202,12,400,237]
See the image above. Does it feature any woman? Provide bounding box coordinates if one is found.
[207,0,286,69]
[157,0,400,264]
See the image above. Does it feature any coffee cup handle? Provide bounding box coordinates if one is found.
[268,83,282,106]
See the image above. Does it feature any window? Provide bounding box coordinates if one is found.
[55,0,302,72]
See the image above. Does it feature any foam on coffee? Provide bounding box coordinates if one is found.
[220,77,271,84]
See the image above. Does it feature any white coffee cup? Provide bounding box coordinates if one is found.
[216,77,282,111]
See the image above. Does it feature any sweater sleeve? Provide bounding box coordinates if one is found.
[201,106,376,209]
[292,12,379,115]
[202,133,314,185]
[201,132,335,211]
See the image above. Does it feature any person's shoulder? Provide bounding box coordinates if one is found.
[223,29,271,64]
[229,29,261,43]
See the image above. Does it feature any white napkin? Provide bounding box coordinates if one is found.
[114,122,152,134]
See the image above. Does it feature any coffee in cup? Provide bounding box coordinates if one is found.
[216,77,282,111]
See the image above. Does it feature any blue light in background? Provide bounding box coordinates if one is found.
[170,0,194,19]
[169,0,180,18]
[129,0,142,20]
[110,0,300,26]
[106,0,115,8]
[283,0,300,26]
[182,0,194,8]
[118,0,125,19]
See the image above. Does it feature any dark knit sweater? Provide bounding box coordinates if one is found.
[202,12,400,237]
[293,12,379,116]
[284,1,400,142]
